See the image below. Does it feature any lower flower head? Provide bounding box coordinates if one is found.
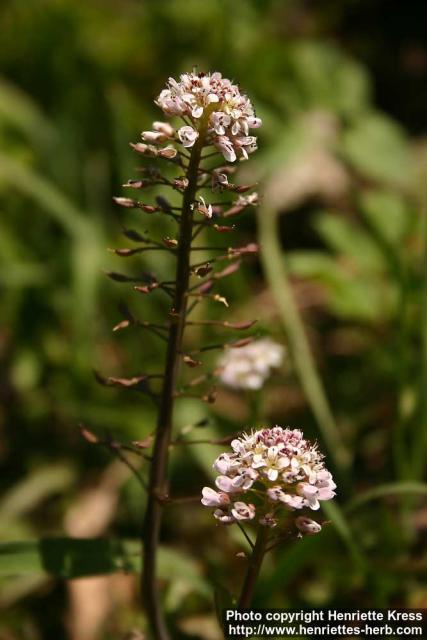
[201,425,335,536]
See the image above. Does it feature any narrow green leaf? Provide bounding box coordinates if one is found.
[214,583,235,627]
[345,483,427,513]
[0,538,210,597]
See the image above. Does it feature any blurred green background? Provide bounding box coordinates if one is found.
[1,0,427,638]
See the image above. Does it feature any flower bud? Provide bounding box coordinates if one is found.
[141,131,168,143]
[158,145,177,159]
[152,121,175,137]
[295,516,322,535]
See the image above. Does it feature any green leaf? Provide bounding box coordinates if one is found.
[287,251,395,322]
[0,538,138,578]
[0,77,56,147]
[0,464,76,521]
[360,190,409,245]
[287,42,370,116]
[322,501,367,572]
[345,482,427,513]
[0,538,210,598]
[342,113,410,185]
[314,213,385,272]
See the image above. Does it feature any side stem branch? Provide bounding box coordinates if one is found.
[237,526,269,609]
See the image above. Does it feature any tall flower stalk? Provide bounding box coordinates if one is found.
[105,71,262,639]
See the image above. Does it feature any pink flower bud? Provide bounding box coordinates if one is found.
[158,145,177,159]
[201,487,230,507]
[295,516,322,535]
[152,121,175,137]
[141,131,168,143]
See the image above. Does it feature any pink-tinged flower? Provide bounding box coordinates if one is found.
[178,125,199,148]
[215,136,236,162]
[195,196,213,219]
[297,482,321,510]
[201,487,230,507]
[211,112,231,135]
[201,425,335,533]
[267,487,304,510]
[214,453,238,475]
[212,171,229,191]
[231,502,256,521]
[295,516,322,535]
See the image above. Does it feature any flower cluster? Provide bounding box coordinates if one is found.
[156,71,261,162]
[201,426,336,535]
[218,338,285,390]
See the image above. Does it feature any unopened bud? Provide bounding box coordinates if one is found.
[141,130,168,143]
[295,516,322,536]
[158,145,177,159]
[113,197,136,208]
[153,121,175,137]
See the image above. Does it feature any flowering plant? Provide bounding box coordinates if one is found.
[95,70,263,640]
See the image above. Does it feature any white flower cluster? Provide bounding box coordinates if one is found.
[218,338,284,390]
[156,71,261,162]
[201,426,336,535]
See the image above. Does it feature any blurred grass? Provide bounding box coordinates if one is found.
[1,0,427,638]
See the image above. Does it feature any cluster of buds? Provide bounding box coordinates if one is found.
[201,426,336,536]
[218,338,285,390]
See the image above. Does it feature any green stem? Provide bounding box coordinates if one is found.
[142,123,208,640]
[413,205,427,478]
[258,208,350,472]
[237,526,269,609]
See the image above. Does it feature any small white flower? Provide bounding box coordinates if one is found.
[215,136,237,162]
[297,483,321,510]
[214,453,238,475]
[178,125,199,148]
[211,111,231,135]
[218,338,285,390]
[236,193,259,207]
[231,501,256,521]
